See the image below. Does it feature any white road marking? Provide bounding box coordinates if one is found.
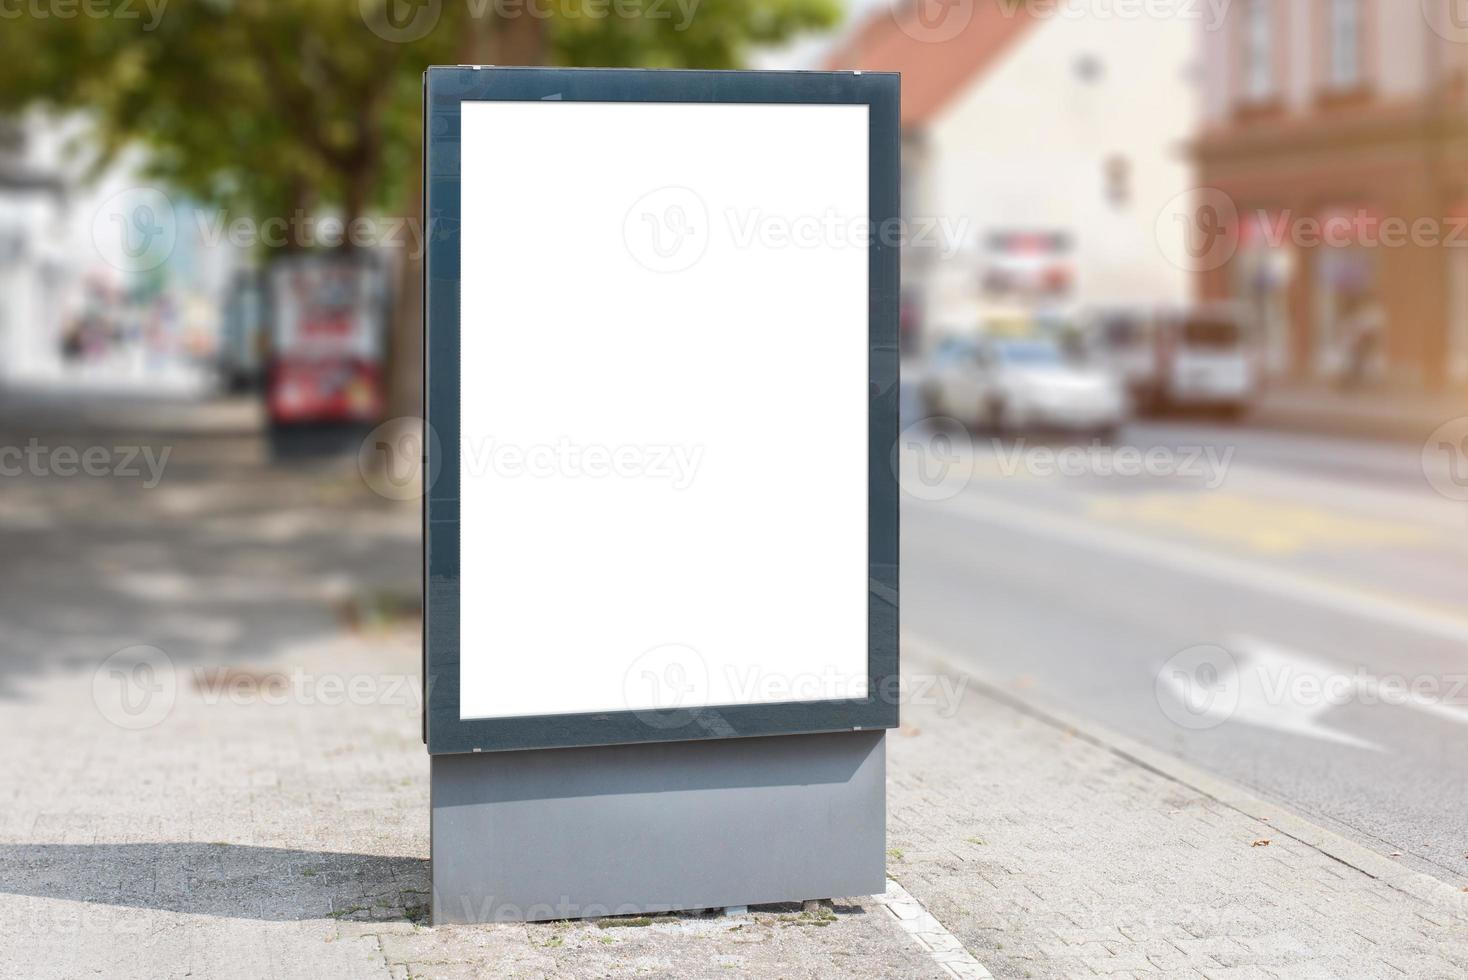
[1230,635,1468,737]
[872,878,993,979]
[1162,636,1383,751]
[931,490,1468,644]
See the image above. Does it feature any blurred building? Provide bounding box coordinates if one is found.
[1196,0,1468,389]
[0,118,68,383]
[825,3,1196,350]
[0,114,237,393]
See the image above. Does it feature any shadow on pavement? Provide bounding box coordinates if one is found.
[0,842,430,922]
[0,390,419,700]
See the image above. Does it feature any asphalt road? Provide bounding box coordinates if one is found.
[900,397,1468,887]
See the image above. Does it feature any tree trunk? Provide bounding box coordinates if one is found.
[385,11,547,420]
[492,7,549,65]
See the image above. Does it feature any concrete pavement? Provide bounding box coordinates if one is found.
[0,405,943,979]
[0,622,947,979]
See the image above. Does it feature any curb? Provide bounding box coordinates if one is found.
[903,634,1468,915]
[872,879,993,979]
[1246,396,1459,446]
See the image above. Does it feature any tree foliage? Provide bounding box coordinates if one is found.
[0,0,841,233]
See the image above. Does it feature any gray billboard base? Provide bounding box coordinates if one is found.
[430,730,886,925]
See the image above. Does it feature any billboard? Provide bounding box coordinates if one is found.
[424,67,900,754]
[266,255,387,424]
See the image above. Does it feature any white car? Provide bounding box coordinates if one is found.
[921,336,1129,438]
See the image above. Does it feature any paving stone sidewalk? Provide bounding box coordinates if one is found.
[0,625,944,980]
[0,449,942,980]
[889,646,1468,979]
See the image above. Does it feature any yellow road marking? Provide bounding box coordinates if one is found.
[1085,493,1434,556]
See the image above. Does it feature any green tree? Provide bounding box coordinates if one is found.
[0,0,841,408]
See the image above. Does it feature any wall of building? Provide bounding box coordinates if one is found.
[1200,0,1464,127]
[915,8,1197,330]
[1195,1,1468,388]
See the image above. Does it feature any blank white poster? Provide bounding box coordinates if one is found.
[458,100,869,720]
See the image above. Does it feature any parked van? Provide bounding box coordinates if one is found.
[1087,305,1257,417]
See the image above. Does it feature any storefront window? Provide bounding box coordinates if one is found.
[1313,247,1382,385]
[1241,0,1275,103]
[1327,0,1364,91]
[1233,212,1294,377]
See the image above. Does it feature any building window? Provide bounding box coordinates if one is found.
[1074,53,1104,85]
[1326,0,1364,91]
[1104,156,1131,208]
[1241,0,1276,103]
